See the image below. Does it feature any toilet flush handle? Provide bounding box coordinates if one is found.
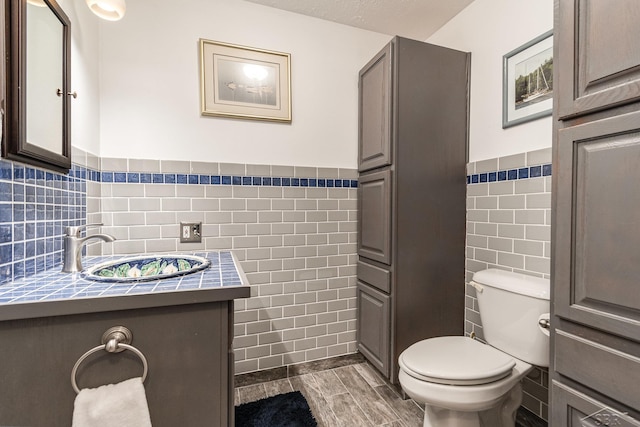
[537,314,551,337]
[469,281,483,293]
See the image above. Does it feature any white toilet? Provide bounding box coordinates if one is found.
[398,268,550,427]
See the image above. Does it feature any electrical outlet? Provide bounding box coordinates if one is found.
[179,222,202,243]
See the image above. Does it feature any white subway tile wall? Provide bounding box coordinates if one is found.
[87,155,358,374]
[465,147,551,421]
[3,146,550,423]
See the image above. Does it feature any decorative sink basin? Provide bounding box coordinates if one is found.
[84,254,211,283]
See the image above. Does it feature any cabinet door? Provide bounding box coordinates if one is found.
[356,281,390,377]
[554,110,640,342]
[557,0,640,119]
[555,329,640,411]
[0,303,230,427]
[551,382,640,427]
[358,42,392,172]
[357,169,392,265]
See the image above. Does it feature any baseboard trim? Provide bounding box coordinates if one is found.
[235,352,365,388]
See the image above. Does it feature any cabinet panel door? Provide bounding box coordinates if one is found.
[358,42,392,172]
[357,169,392,265]
[356,281,390,377]
[551,381,640,427]
[554,110,640,342]
[557,0,640,119]
[555,330,640,410]
[0,303,229,427]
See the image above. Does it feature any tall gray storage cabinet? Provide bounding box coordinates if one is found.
[551,1,640,425]
[356,36,470,384]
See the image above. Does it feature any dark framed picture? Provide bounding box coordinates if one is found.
[199,39,291,123]
[502,30,553,128]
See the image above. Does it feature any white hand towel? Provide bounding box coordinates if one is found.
[72,377,152,427]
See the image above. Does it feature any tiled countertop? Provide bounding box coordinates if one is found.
[0,251,250,322]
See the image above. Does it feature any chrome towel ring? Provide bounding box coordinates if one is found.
[71,326,148,394]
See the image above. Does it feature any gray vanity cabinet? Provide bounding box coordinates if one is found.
[0,301,237,426]
[551,1,640,425]
[356,36,470,384]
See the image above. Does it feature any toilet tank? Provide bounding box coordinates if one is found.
[471,269,550,367]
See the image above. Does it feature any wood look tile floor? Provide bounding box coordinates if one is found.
[235,362,424,426]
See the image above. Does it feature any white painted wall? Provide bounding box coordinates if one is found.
[93,0,390,168]
[428,0,553,162]
[61,0,102,155]
[67,0,552,166]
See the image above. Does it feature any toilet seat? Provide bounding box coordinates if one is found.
[399,336,516,385]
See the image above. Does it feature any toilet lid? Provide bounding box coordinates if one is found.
[399,336,516,385]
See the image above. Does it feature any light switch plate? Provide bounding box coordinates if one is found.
[180,222,202,243]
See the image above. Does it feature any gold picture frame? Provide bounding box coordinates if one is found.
[199,39,291,123]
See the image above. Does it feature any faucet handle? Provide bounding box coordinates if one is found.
[65,223,104,237]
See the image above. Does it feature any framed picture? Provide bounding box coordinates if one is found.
[199,39,291,123]
[502,30,553,128]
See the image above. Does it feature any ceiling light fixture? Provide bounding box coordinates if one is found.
[86,0,126,21]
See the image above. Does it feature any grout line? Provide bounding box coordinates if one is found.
[331,366,371,426]
[371,384,409,426]
[336,364,401,426]
[322,390,343,427]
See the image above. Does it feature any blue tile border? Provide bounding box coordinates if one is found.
[467,163,551,185]
[91,168,359,188]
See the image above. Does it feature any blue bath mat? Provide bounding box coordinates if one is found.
[235,391,317,427]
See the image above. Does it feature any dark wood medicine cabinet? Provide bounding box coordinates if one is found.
[1,0,72,173]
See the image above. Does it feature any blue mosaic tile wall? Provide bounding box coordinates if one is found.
[0,160,87,284]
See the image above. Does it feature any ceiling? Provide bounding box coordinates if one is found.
[244,0,475,41]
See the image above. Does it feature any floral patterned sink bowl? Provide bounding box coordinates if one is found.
[84,254,211,283]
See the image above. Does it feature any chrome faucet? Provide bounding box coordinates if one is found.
[62,224,116,273]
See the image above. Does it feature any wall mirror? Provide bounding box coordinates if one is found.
[2,0,72,172]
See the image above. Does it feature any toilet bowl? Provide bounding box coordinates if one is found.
[398,269,550,427]
[399,336,532,427]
